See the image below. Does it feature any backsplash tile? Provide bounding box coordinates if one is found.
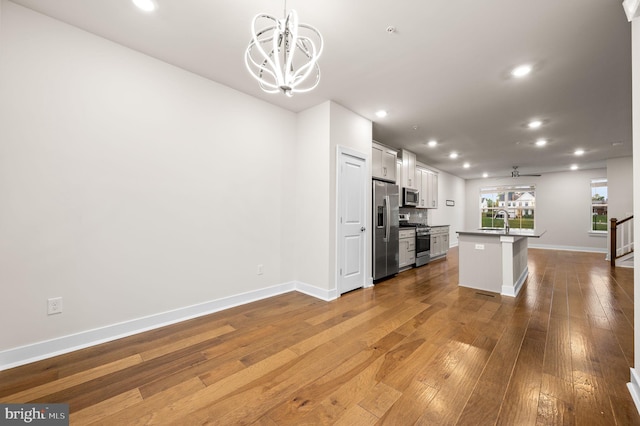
[399,207,428,225]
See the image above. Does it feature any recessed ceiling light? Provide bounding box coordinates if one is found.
[375,110,388,118]
[571,164,579,171]
[482,172,489,178]
[449,152,458,159]
[535,139,547,147]
[574,149,585,156]
[132,0,156,12]
[427,140,438,147]
[511,64,532,78]
[528,120,542,129]
[463,162,470,169]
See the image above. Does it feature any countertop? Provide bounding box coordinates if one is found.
[430,224,450,228]
[457,228,546,238]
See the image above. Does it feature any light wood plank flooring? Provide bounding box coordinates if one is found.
[1,248,638,425]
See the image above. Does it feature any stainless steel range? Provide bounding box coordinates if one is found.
[399,218,431,267]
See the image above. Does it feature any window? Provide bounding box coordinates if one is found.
[591,178,608,232]
[479,185,536,229]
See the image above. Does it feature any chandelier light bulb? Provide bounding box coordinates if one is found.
[245,9,323,96]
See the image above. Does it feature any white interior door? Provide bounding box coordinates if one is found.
[338,149,367,294]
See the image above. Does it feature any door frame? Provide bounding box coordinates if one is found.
[335,146,371,295]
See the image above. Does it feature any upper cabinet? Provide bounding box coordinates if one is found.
[401,149,417,189]
[372,141,397,183]
[416,165,439,209]
[428,170,438,208]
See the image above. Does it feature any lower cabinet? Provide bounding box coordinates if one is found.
[399,228,416,268]
[430,226,450,259]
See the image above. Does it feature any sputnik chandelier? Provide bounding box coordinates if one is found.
[244,1,324,97]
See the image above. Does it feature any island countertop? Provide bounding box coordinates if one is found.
[457,228,546,238]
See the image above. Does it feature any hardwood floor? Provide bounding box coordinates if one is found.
[1,248,638,425]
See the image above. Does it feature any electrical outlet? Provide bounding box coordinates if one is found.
[48,297,63,315]
[257,264,264,275]
[475,244,485,250]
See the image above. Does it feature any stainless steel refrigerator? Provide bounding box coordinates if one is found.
[373,180,399,281]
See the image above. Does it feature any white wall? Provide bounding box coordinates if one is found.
[428,169,466,247]
[329,103,373,285]
[465,169,609,252]
[632,14,640,405]
[607,157,634,220]
[293,101,373,291]
[293,102,331,290]
[0,2,297,352]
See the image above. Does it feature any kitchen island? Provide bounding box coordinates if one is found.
[457,228,545,297]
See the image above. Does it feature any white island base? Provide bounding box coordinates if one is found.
[458,231,534,297]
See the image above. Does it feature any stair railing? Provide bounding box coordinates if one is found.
[610,216,634,267]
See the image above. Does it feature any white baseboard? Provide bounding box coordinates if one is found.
[501,266,528,297]
[294,281,338,302]
[628,368,640,415]
[528,244,607,254]
[0,281,332,371]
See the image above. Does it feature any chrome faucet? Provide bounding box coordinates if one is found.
[497,209,510,233]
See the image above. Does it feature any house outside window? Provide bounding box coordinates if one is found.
[480,185,536,229]
[591,178,608,232]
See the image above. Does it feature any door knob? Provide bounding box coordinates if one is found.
[361,227,366,232]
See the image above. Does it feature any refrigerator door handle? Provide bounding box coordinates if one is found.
[382,196,388,242]
[385,195,391,242]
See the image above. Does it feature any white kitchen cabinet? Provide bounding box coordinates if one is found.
[416,167,428,208]
[428,171,438,208]
[399,228,416,268]
[416,166,439,209]
[372,141,397,182]
[397,159,402,206]
[430,226,449,259]
[401,149,417,189]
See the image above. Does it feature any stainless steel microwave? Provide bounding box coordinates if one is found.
[403,187,419,207]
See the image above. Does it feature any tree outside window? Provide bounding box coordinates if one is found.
[591,178,607,232]
[480,185,536,229]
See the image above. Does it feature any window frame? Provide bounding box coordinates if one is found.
[479,184,536,230]
[590,177,608,234]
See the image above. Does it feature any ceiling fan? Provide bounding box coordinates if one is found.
[510,166,541,178]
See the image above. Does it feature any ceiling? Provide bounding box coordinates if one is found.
[9,0,632,179]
